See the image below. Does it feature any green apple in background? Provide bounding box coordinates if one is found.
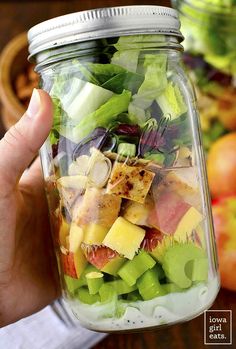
[212,196,236,291]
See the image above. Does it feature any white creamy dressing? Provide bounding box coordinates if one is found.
[67,275,219,331]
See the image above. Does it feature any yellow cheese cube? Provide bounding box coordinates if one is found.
[174,207,203,242]
[59,217,70,248]
[103,217,145,260]
[83,223,109,245]
[69,223,84,252]
[74,248,87,278]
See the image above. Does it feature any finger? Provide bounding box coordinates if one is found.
[21,157,44,190]
[0,89,53,194]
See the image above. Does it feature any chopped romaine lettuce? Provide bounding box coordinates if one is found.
[111,34,166,73]
[156,81,187,120]
[60,77,113,122]
[84,63,126,84]
[50,75,67,98]
[102,71,144,94]
[73,90,132,141]
[72,60,99,85]
[111,50,140,72]
[131,54,167,112]
[128,103,147,125]
[49,97,68,145]
[114,34,166,50]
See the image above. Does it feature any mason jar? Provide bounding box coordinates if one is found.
[28,6,220,332]
[173,0,236,151]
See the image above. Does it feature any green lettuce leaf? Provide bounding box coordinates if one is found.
[127,54,168,123]
[156,81,187,120]
[73,90,132,141]
[111,50,140,72]
[102,71,144,94]
[84,63,126,84]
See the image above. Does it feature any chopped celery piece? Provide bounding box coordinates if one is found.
[63,262,98,295]
[150,236,175,264]
[101,256,126,276]
[99,284,117,303]
[162,243,206,289]
[127,290,143,301]
[64,275,85,295]
[185,258,208,282]
[155,263,166,281]
[118,143,136,157]
[78,264,100,287]
[137,266,166,301]
[77,287,100,304]
[118,251,156,286]
[106,280,137,295]
[86,272,104,295]
[116,302,127,318]
[162,283,183,294]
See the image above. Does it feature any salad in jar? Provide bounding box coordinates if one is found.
[174,0,236,151]
[42,34,219,331]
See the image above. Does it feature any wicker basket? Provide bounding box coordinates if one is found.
[0,32,28,129]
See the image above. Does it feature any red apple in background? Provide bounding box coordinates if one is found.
[212,196,236,291]
[207,133,236,198]
[217,89,236,131]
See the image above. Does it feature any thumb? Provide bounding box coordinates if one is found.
[0,89,53,193]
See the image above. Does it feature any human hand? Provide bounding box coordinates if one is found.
[0,89,60,327]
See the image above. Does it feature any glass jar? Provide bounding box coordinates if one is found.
[28,6,220,332]
[173,0,236,151]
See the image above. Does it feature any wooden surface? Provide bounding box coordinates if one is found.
[0,1,235,349]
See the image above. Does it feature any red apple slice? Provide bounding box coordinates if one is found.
[148,191,191,234]
[61,252,77,278]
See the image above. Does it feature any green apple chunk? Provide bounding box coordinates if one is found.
[162,243,207,289]
[103,217,145,259]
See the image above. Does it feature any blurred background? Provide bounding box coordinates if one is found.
[0,1,235,348]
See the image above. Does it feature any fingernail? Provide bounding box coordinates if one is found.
[27,89,41,118]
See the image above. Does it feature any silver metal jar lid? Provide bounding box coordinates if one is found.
[28,6,182,59]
